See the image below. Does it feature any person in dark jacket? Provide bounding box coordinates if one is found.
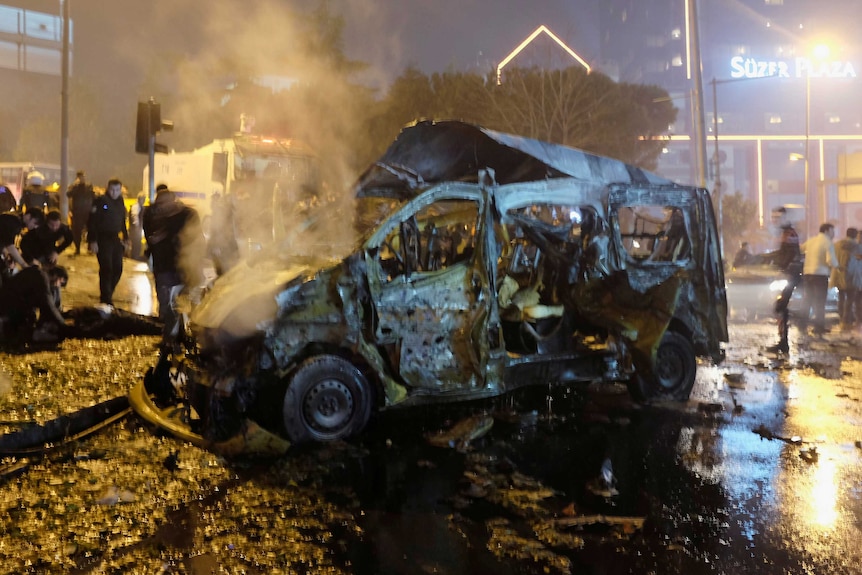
[0,211,34,271]
[0,264,67,343]
[21,210,73,267]
[0,184,16,213]
[66,170,95,255]
[87,179,129,306]
[762,206,802,354]
[143,184,204,343]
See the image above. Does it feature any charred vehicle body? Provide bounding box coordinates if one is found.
[131,121,727,454]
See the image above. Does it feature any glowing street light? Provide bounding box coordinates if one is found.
[804,43,830,231]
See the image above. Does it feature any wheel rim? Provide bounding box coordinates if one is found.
[302,378,355,436]
[655,344,685,390]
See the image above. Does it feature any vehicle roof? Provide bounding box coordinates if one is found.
[354,120,674,201]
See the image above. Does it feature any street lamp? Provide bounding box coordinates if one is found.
[805,44,830,234]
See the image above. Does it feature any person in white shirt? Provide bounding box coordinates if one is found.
[800,222,838,335]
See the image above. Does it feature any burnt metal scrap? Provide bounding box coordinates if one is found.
[131,120,728,454]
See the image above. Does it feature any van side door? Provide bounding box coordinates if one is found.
[365,184,492,394]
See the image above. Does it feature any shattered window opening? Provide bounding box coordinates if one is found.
[378,199,479,281]
[617,205,691,264]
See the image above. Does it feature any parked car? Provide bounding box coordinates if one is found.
[725,262,838,322]
[130,120,728,455]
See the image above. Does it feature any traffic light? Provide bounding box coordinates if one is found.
[135,99,173,154]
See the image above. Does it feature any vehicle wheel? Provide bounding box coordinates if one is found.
[628,331,696,401]
[282,355,373,443]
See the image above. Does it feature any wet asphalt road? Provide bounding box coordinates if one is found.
[0,254,860,573]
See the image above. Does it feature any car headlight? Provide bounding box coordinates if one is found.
[769,279,788,292]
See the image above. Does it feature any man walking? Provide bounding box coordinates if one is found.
[143,184,204,345]
[831,227,858,330]
[800,222,838,336]
[764,207,802,354]
[88,179,129,307]
[67,170,95,255]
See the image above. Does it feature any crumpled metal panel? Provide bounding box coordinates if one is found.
[374,272,483,391]
[354,120,674,200]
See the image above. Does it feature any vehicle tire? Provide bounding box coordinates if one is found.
[282,355,374,444]
[628,331,696,401]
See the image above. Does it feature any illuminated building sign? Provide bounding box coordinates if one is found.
[729,56,857,79]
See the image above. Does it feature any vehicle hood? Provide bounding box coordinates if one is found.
[190,259,318,339]
[354,120,673,200]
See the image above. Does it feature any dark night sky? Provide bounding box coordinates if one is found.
[12,0,601,92]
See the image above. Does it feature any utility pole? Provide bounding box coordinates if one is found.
[687,0,708,188]
[711,78,722,256]
[60,0,70,221]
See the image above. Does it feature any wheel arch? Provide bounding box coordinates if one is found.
[285,342,384,410]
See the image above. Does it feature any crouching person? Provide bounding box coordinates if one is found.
[0,265,68,344]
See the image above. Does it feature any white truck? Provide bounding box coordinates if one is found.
[143,133,319,248]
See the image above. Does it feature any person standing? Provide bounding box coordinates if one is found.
[764,207,802,354]
[830,227,858,330]
[21,171,49,214]
[66,170,95,255]
[800,222,838,336]
[87,179,129,307]
[128,192,146,261]
[845,239,862,329]
[143,184,204,344]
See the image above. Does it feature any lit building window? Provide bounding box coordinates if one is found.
[671,28,681,40]
[671,55,683,67]
[768,114,782,124]
[828,115,841,124]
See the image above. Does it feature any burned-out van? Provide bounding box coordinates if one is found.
[131,121,727,455]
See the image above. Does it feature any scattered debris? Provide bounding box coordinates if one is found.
[723,372,746,389]
[95,485,137,505]
[163,450,180,472]
[586,457,618,498]
[552,515,646,530]
[0,396,130,457]
[753,424,804,444]
[799,446,818,463]
[426,414,494,450]
[698,402,723,415]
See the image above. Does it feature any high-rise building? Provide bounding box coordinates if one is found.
[599,0,862,235]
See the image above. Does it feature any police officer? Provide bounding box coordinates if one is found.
[21,171,49,214]
[66,170,95,255]
[87,179,129,306]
